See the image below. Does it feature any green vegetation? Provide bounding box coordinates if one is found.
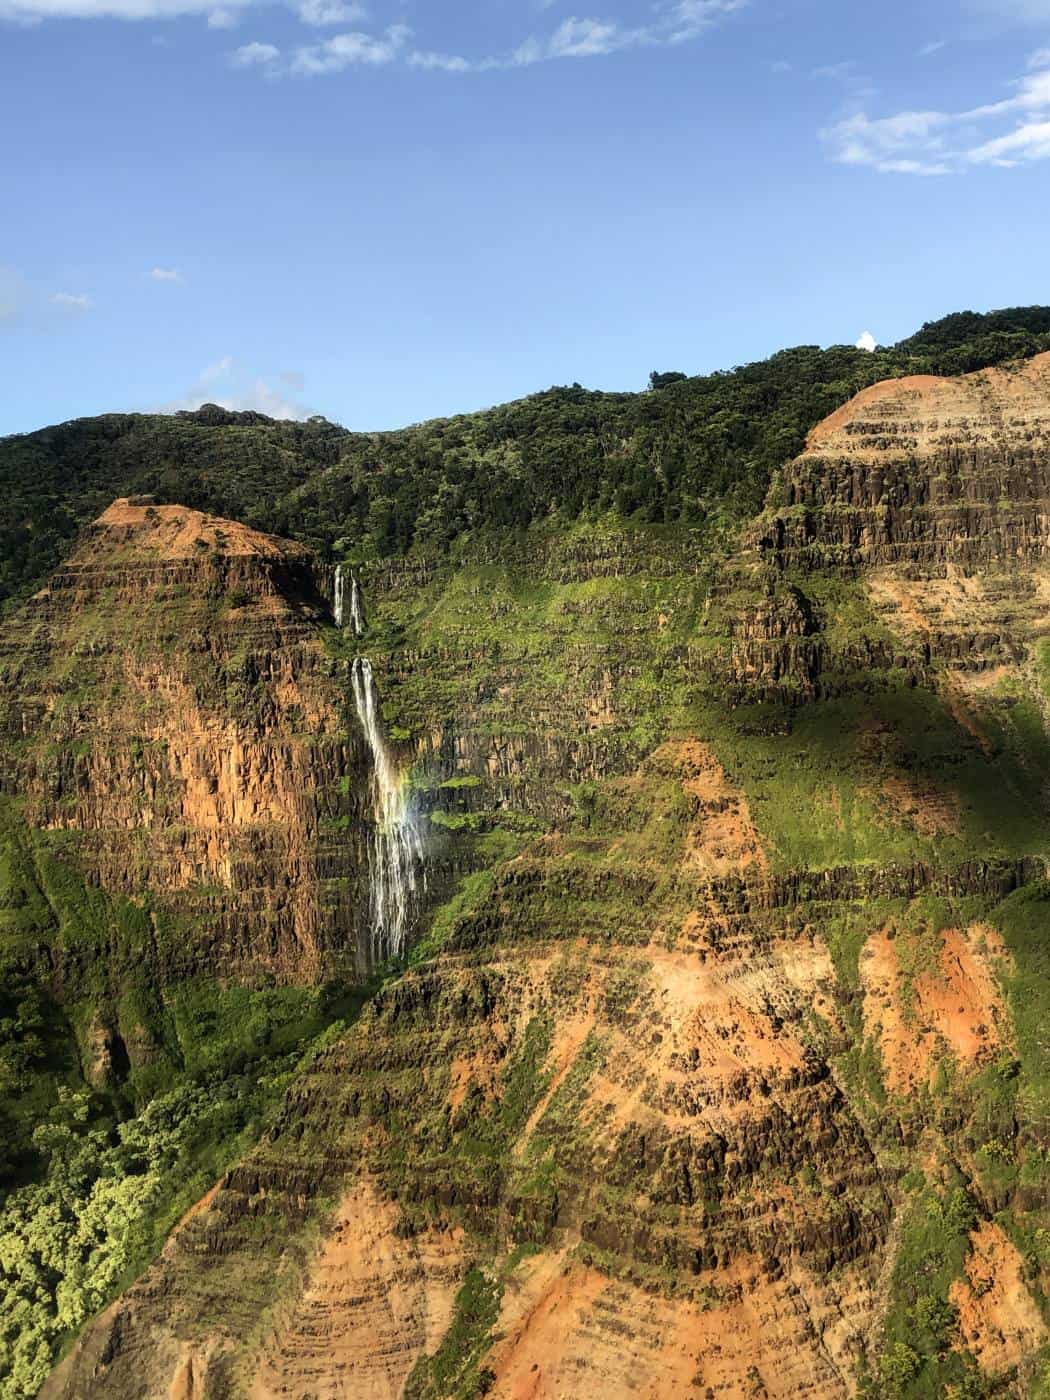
[0,1076,271,1397]
[867,1183,985,1400]
[0,802,370,1397]
[4,307,1050,609]
[404,1266,502,1399]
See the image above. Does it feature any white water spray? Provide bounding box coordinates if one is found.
[349,575,364,636]
[333,564,365,635]
[350,656,425,962]
[334,564,347,628]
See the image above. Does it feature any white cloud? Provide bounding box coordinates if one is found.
[231,38,279,66]
[407,47,471,72]
[822,54,1050,174]
[2,0,745,53]
[507,1,743,67]
[0,0,361,21]
[295,0,364,24]
[149,266,183,282]
[291,22,408,74]
[163,358,313,419]
[51,292,92,311]
[0,0,252,19]
[918,39,946,57]
[855,331,877,353]
[968,118,1050,164]
[200,354,235,382]
[239,0,745,79]
[547,17,634,58]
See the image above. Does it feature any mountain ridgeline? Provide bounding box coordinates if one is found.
[5,306,1050,610]
[1,308,1050,1399]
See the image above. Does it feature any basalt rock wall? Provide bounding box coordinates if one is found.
[0,499,370,985]
[755,352,1050,573]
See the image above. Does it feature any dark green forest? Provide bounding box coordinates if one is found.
[4,305,1050,607]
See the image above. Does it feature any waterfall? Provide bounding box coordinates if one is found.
[350,657,425,962]
[333,564,347,628]
[348,575,364,636]
[333,564,365,636]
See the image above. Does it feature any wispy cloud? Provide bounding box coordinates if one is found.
[231,38,280,67]
[232,0,745,79]
[511,1,747,66]
[149,266,183,282]
[51,292,92,311]
[0,0,351,22]
[823,54,1050,173]
[201,354,234,382]
[918,39,947,57]
[407,48,471,72]
[291,21,407,73]
[811,59,877,104]
[163,356,313,419]
[295,0,364,26]
[0,0,254,21]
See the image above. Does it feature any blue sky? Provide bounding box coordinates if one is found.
[2,0,1049,433]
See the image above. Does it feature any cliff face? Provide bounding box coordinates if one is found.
[10,356,1050,1400]
[757,351,1050,572]
[0,498,367,985]
[46,747,893,1400]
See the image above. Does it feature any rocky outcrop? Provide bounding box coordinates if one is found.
[0,498,369,984]
[756,352,1050,572]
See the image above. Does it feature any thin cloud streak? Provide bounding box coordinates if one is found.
[51,292,92,311]
[822,53,1050,173]
[162,356,313,419]
[235,0,747,79]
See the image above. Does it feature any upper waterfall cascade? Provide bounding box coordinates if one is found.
[333,564,364,636]
[350,656,426,962]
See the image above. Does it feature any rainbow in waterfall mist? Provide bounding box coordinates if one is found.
[350,656,426,962]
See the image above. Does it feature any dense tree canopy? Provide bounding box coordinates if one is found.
[3,306,1050,607]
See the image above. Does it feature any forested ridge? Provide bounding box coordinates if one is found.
[4,305,1050,607]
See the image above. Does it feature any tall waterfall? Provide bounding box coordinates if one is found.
[350,657,425,962]
[333,564,364,635]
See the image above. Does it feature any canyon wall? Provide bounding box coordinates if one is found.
[0,498,369,985]
[755,351,1050,572]
[13,353,1050,1399]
